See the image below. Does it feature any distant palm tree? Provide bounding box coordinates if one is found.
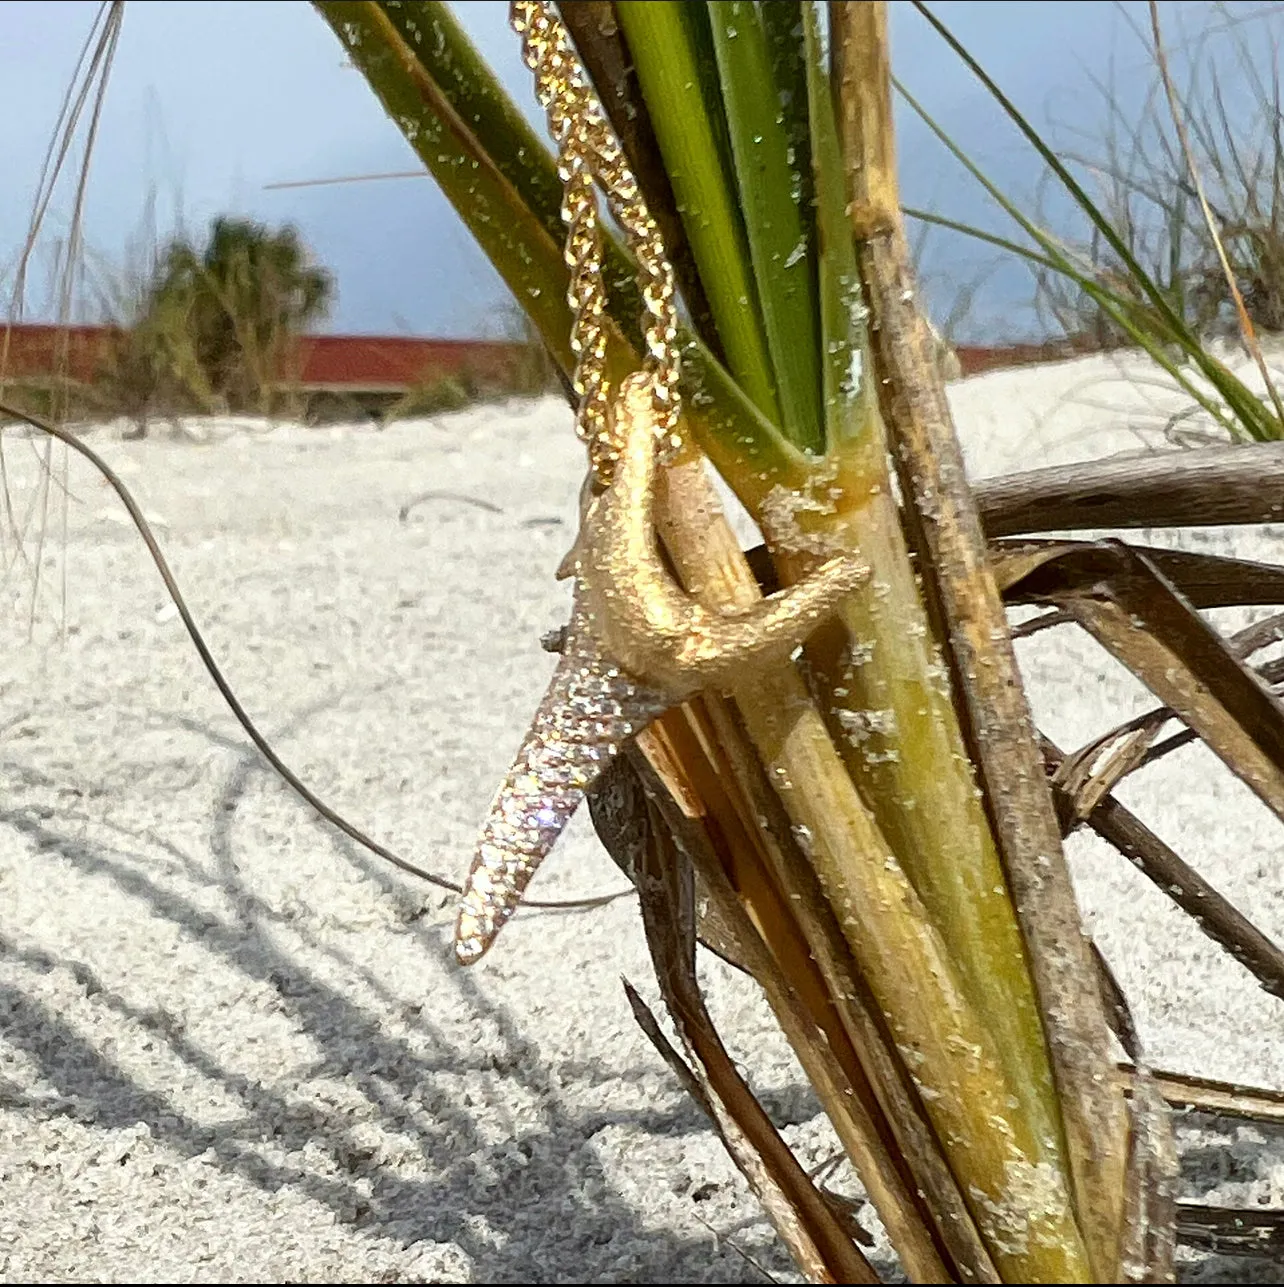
[158,217,333,411]
[110,217,334,431]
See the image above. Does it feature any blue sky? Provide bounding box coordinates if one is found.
[0,1,1270,340]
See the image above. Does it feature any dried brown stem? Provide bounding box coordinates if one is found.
[1044,736,1284,1002]
[1011,543,1284,824]
[624,745,881,1285]
[974,443,1284,536]
[993,539,1284,610]
[1175,1204,1284,1259]
[1121,1064,1284,1126]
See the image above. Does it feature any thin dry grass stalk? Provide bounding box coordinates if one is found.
[1147,0,1284,425]
[1175,1204,1284,1260]
[0,394,635,920]
[1,0,123,629]
[1125,1065,1284,1126]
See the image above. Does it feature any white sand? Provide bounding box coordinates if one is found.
[0,352,1282,1282]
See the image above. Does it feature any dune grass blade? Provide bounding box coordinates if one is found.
[895,104,1271,442]
[907,0,1173,325]
[377,0,568,247]
[803,3,872,448]
[383,1,800,489]
[903,0,1282,443]
[556,2,725,359]
[761,0,814,218]
[832,4,1151,1278]
[709,1,823,452]
[314,4,576,372]
[902,205,1251,440]
[613,0,781,426]
[376,1,647,333]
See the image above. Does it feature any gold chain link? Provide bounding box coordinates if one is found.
[511,0,682,483]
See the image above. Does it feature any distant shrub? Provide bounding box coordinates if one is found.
[95,216,333,434]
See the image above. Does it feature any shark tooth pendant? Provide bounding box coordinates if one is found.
[454,585,669,964]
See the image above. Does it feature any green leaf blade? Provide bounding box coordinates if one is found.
[801,1,874,456]
[614,0,782,427]
[710,0,824,453]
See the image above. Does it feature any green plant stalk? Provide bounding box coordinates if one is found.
[371,1,619,290]
[373,0,850,489]
[804,4,872,455]
[736,675,1093,1283]
[781,1,1074,1209]
[314,0,811,504]
[614,0,782,426]
[709,1,823,453]
[760,0,813,204]
[365,0,1085,1245]
[366,3,653,370]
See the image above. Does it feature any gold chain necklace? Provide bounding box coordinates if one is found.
[510,0,682,482]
